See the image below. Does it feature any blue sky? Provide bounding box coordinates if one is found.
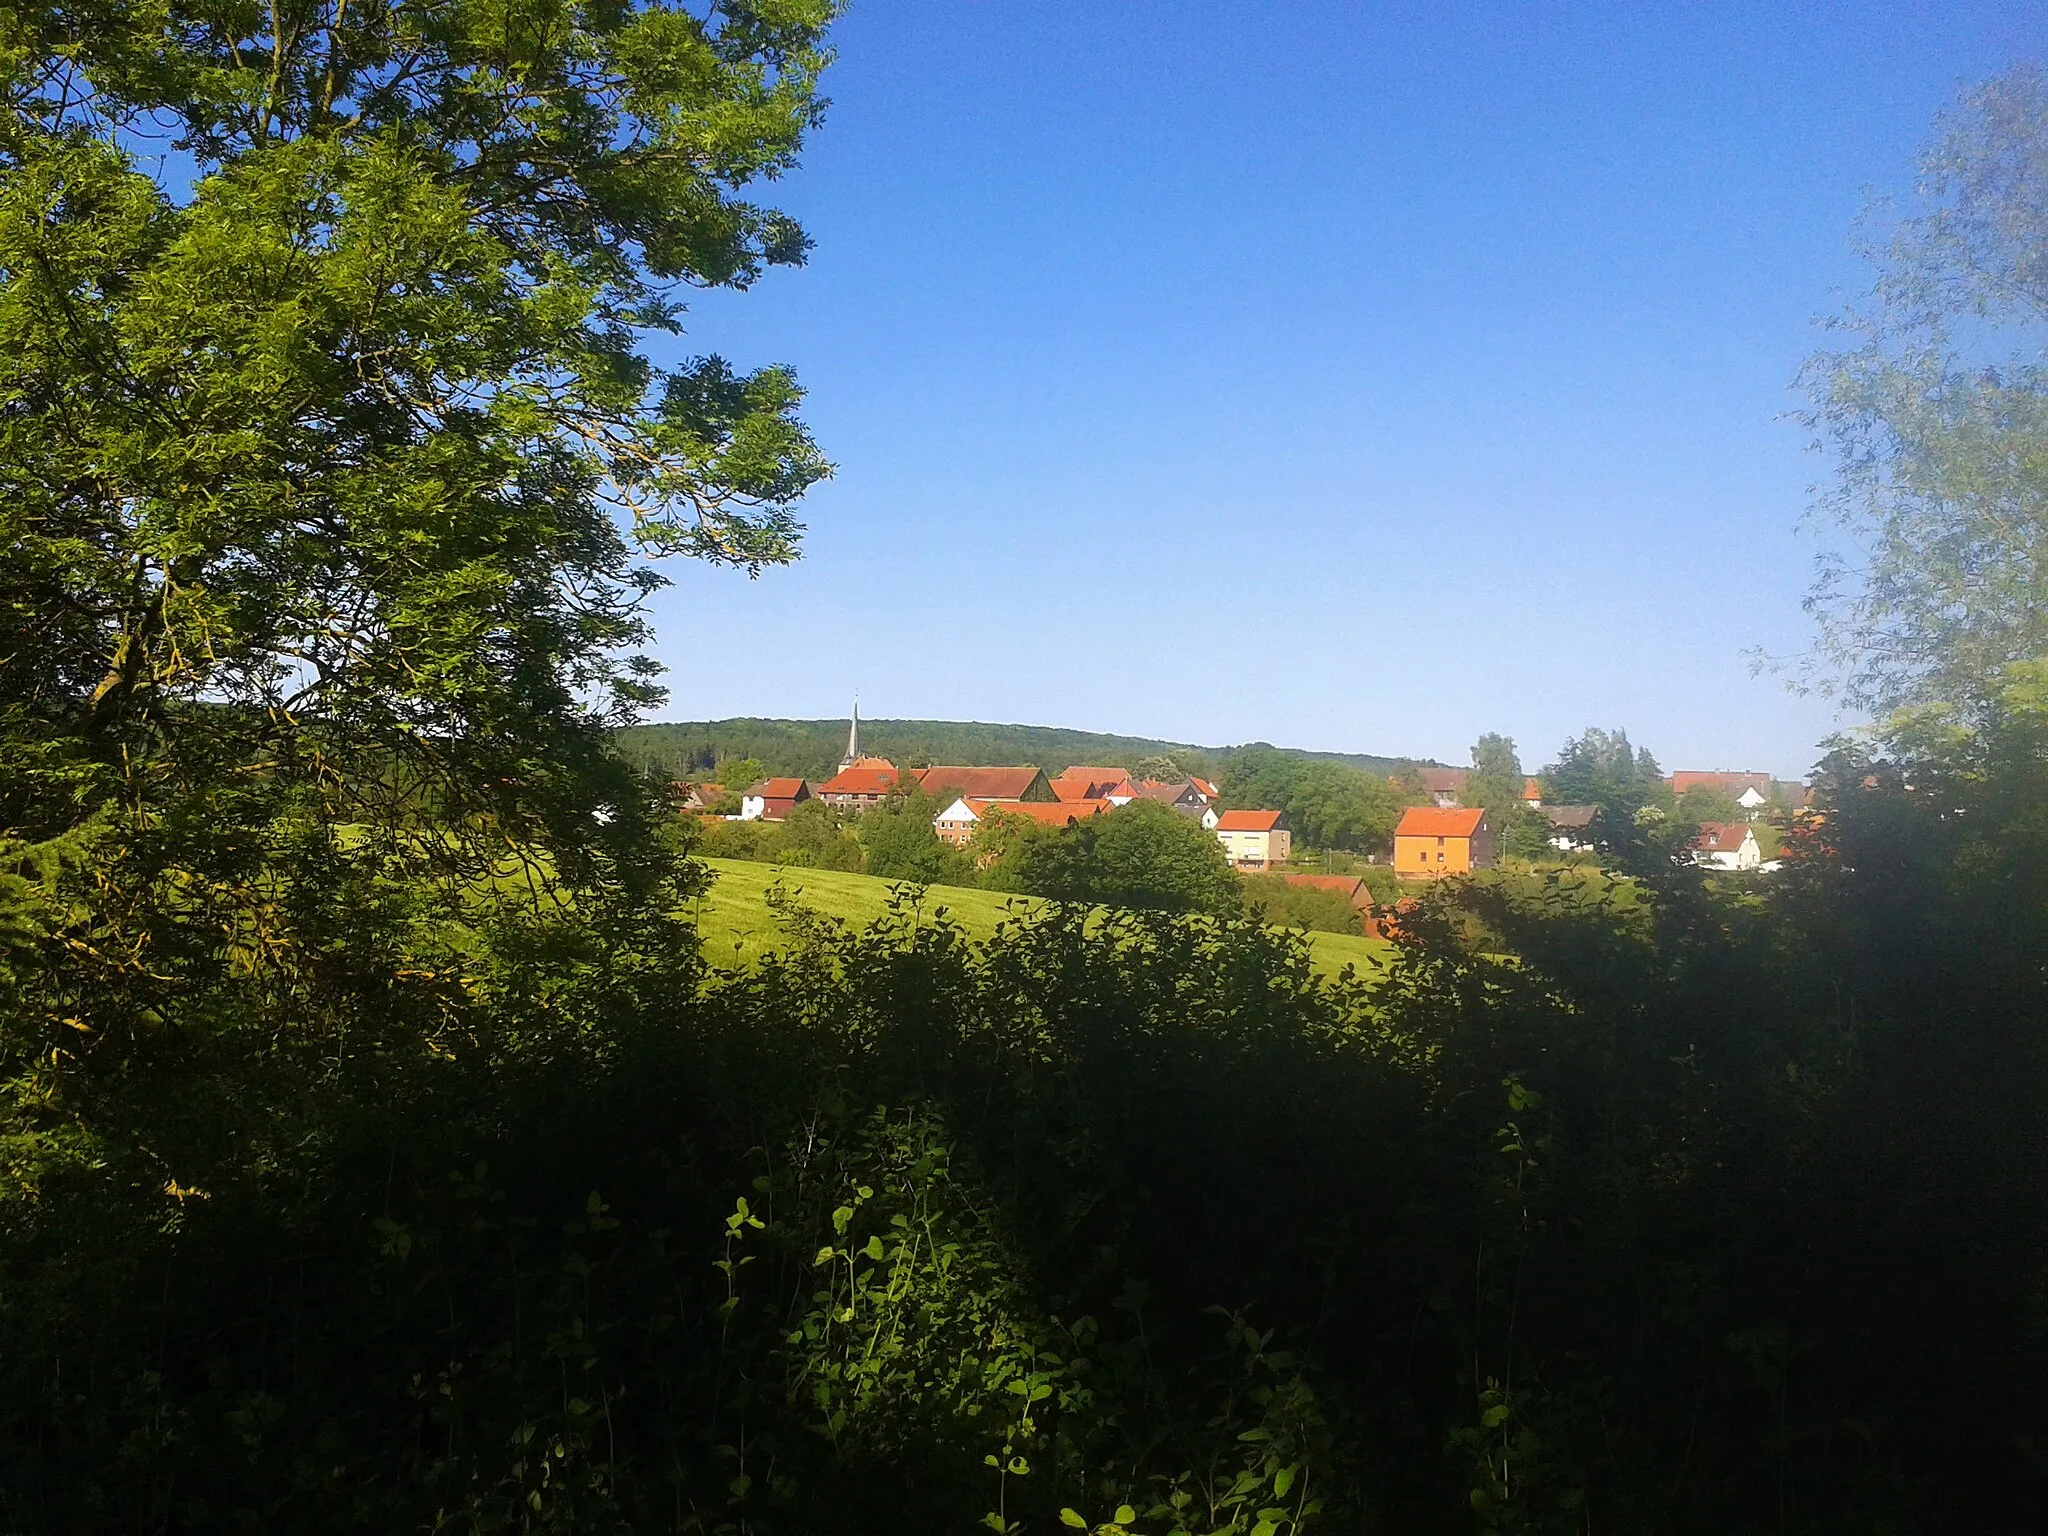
[642,0,2047,777]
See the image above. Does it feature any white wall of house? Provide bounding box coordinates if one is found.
[932,796,981,847]
[1701,829,1762,870]
[739,794,766,821]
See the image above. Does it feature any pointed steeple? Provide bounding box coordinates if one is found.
[840,697,861,772]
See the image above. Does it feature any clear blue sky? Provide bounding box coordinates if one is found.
[643,0,2047,777]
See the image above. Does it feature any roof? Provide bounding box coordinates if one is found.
[1693,821,1756,852]
[1049,766,1131,802]
[1541,805,1598,829]
[1215,809,1283,832]
[1282,873,1368,903]
[1522,779,1543,801]
[748,777,811,800]
[968,797,1109,828]
[916,766,1048,801]
[1189,777,1219,800]
[1417,767,1470,794]
[1395,806,1487,839]
[1672,771,1774,797]
[818,763,901,796]
[1129,779,1200,805]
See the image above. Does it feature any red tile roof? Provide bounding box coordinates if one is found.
[1215,809,1282,832]
[749,777,811,800]
[1395,806,1486,839]
[917,766,1049,801]
[1049,766,1126,802]
[818,763,901,796]
[1522,779,1543,801]
[1189,777,1219,800]
[1693,821,1755,852]
[968,797,1109,828]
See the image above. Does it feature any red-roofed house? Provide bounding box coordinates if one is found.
[1188,776,1220,804]
[740,778,812,822]
[674,782,726,813]
[1214,809,1291,871]
[916,765,1055,804]
[1394,806,1494,877]
[933,795,1110,847]
[816,758,904,811]
[1691,821,1762,871]
[1129,780,1211,821]
[1049,765,1128,803]
[1521,778,1544,806]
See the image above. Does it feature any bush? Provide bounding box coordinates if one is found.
[1240,873,1363,934]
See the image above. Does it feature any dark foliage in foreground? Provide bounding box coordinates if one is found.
[6,691,2046,1533]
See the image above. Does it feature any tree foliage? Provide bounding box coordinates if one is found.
[1801,65,2048,713]
[1222,747,1407,854]
[995,801,1240,914]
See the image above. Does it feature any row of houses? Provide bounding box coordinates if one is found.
[687,715,1300,872]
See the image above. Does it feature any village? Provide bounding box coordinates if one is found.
[673,708,1791,906]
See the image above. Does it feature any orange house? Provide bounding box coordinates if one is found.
[1393,806,1494,877]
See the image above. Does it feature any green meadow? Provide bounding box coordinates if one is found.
[686,856,1395,978]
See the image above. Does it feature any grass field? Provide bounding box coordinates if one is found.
[686,857,1395,979]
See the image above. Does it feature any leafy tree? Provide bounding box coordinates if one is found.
[1223,748,1403,854]
[1466,731,1547,858]
[769,800,864,872]
[859,792,971,884]
[1676,785,1745,824]
[1239,874,1362,935]
[1003,801,1239,913]
[717,758,770,796]
[0,0,833,1016]
[1132,754,1184,783]
[1541,728,1668,817]
[1800,66,2048,713]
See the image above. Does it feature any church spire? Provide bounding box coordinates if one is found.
[840,697,861,772]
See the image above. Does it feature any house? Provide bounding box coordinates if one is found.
[816,758,903,812]
[1393,806,1494,877]
[1521,779,1544,807]
[1539,804,1599,850]
[674,782,726,813]
[1671,771,1774,812]
[1128,779,1211,820]
[1214,809,1291,871]
[1281,873,1374,913]
[1188,776,1220,804]
[1416,767,1469,807]
[1050,765,1130,803]
[916,765,1056,804]
[933,795,1110,848]
[740,777,812,822]
[1691,821,1762,871]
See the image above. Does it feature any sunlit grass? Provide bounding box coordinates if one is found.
[685,857,1395,980]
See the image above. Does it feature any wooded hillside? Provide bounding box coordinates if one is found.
[616,717,1426,782]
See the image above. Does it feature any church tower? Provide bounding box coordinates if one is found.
[839,699,861,772]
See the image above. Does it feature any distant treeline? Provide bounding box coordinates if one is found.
[615,717,1427,783]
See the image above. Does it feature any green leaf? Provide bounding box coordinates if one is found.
[1060,1512,1088,1529]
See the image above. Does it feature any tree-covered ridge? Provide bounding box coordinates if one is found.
[615,717,1428,782]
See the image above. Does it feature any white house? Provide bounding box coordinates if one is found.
[1214,809,1290,871]
[1692,821,1762,871]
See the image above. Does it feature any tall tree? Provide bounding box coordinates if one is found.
[1800,66,2048,714]
[0,1,834,1155]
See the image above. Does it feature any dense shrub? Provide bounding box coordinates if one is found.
[1238,873,1363,934]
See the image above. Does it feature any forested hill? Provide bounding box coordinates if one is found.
[614,717,1428,781]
